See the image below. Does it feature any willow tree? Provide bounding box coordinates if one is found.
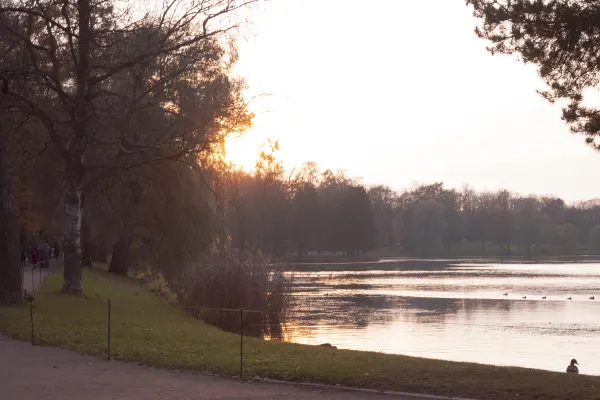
[467,0,600,148]
[0,0,253,292]
[82,158,218,279]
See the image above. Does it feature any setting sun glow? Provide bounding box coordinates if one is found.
[225,0,600,201]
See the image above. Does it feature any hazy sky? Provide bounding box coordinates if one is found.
[226,0,599,203]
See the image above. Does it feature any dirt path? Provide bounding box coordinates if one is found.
[0,335,465,400]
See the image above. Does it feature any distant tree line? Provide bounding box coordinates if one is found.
[218,151,600,260]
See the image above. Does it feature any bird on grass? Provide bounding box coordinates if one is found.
[566,359,579,374]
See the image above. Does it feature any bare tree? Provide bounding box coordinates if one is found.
[410,199,447,255]
[0,0,253,292]
[368,185,397,249]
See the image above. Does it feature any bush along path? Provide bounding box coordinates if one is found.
[1,268,600,400]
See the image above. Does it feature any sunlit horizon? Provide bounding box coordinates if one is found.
[224,0,600,203]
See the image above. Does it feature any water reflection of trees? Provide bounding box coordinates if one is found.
[384,297,559,324]
[285,271,583,342]
[202,309,285,339]
[284,294,572,336]
[213,272,594,341]
[288,294,395,329]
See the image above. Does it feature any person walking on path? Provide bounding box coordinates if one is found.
[39,242,50,269]
[31,246,39,265]
[53,242,60,259]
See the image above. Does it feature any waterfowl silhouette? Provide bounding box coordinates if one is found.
[542,296,546,299]
[566,359,579,374]
[502,293,508,296]
[567,297,572,300]
[590,296,595,300]
[522,296,527,299]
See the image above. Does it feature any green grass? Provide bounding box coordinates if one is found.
[1,269,600,400]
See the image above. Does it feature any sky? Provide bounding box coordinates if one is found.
[225,0,600,203]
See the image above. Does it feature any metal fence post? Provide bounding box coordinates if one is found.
[28,296,35,346]
[31,267,34,292]
[107,299,111,361]
[239,308,243,379]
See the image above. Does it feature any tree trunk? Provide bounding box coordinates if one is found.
[0,135,22,304]
[61,0,91,292]
[109,238,129,276]
[62,170,83,293]
[97,242,107,262]
[81,222,92,267]
[88,241,99,261]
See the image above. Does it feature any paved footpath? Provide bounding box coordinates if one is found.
[0,335,466,400]
[21,258,60,295]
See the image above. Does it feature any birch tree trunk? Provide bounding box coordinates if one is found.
[0,132,22,304]
[81,203,92,267]
[60,0,90,292]
[62,161,83,292]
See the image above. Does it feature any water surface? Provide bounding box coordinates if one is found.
[284,263,600,375]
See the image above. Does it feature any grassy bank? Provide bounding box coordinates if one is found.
[1,269,599,400]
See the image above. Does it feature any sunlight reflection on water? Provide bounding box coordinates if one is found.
[284,262,600,375]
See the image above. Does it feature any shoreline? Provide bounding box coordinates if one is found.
[289,256,600,271]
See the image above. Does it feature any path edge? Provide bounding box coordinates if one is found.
[254,378,479,400]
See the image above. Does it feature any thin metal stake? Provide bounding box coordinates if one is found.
[29,298,34,345]
[31,267,34,292]
[39,263,41,283]
[108,299,111,360]
[239,308,243,380]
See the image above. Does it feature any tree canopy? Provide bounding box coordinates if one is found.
[0,0,254,293]
[467,0,600,148]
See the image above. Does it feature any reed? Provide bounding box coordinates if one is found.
[178,245,293,338]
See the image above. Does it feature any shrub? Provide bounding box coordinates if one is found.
[134,268,178,304]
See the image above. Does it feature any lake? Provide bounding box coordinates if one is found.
[283,262,600,375]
